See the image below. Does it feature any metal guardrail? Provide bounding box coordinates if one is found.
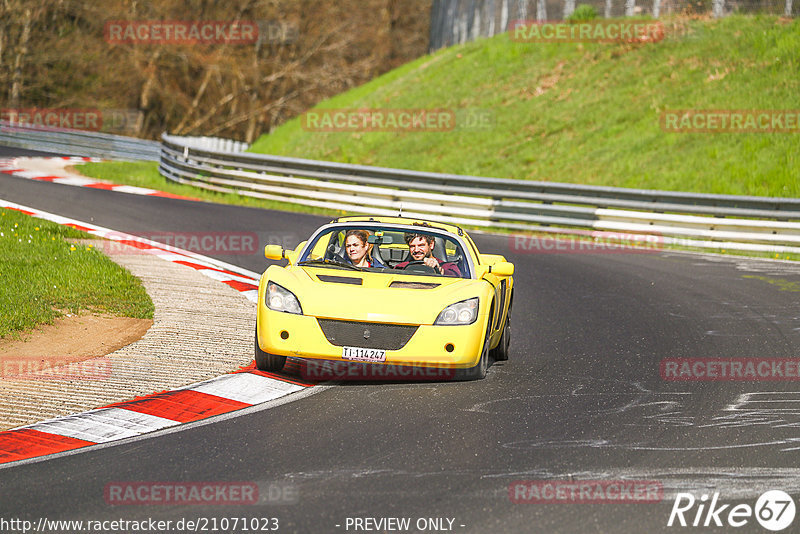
[0,121,160,161]
[164,135,249,153]
[159,133,800,254]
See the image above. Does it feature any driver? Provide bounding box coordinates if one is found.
[394,232,461,277]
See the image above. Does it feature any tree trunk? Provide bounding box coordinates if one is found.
[429,0,441,51]
[470,0,481,40]
[10,8,32,110]
[136,50,162,136]
[446,0,457,48]
[517,0,528,20]
[458,1,469,43]
[537,0,547,21]
[175,67,216,134]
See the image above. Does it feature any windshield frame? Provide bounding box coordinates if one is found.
[297,222,476,279]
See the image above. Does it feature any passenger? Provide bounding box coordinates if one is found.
[394,232,461,277]
[344,229,383,268]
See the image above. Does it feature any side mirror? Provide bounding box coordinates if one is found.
[265,245,285,260]
[265,244,299,265]
[489,262,514,277]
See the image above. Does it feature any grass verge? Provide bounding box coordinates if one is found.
[0,208,154,339]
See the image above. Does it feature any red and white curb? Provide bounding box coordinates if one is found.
[0,157,199,201]
[0,361,313,465]
[0,199,317,465]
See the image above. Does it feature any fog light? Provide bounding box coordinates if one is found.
[445,343,455,352]
[280,330,289,340]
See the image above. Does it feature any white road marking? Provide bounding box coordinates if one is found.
[112,185,159,195]
[51,176,97,186]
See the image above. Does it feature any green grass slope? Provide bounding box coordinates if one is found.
[249,15,800,197]
[0,209,154,339]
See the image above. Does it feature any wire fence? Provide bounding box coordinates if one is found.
[429,0,797,51]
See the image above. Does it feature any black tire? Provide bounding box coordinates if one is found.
[255,328,286,372]
[460,319,491,380]
[490,309,511,361]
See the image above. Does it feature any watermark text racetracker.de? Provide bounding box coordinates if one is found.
[509,480,663,503]
[105,20,256,45]
[661,358,800,381]
[104,481,298,506]
[104,20,298,46]
[102,231,258,255]
[1,108,141,134]
[0,357,112,381]
[300,360,458,382]
[510,20,665,43]
[300,108,494,132]
[660,110,800,133]
[510,231,663,254]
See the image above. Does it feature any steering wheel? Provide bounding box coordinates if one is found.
[326,244,348,263]
[402,260,438,274]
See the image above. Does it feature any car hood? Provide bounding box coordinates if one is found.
[264,265,488,325]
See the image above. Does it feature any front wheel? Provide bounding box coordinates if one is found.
[255,328,286,372]
[460,320,491,380]
[490,309,511,361]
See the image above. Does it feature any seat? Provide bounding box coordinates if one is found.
[432,237,448,263]
[369,243,386,268]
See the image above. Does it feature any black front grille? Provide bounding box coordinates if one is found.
[389,281,440,289]
[317,319,418,350]
[317,275,363,285]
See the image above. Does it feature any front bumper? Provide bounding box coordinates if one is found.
[256,307,486,369]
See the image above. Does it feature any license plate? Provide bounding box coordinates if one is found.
[342,346,386,362]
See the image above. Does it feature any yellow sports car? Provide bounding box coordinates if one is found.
[255,216,514,380]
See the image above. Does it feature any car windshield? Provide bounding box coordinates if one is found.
[297,225,470,278]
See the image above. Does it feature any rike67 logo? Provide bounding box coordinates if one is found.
[668,491,796,531]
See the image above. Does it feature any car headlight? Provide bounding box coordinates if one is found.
[434,297,479,325]
[266,281,302,314]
